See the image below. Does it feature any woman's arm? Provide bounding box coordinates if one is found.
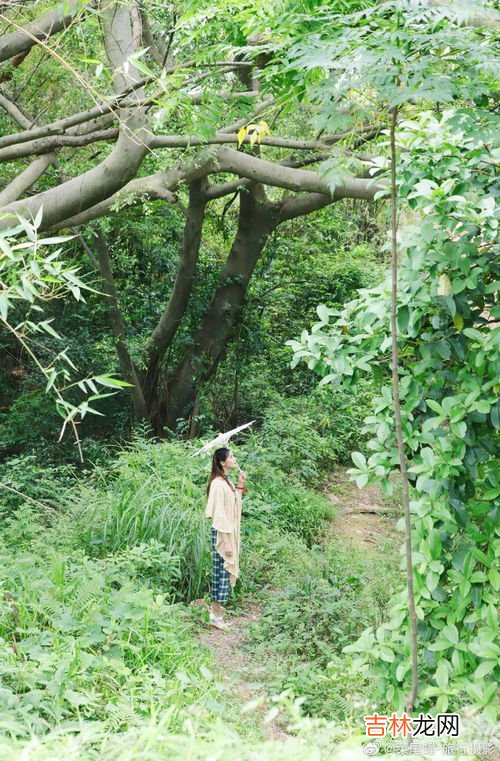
[236,469,247,495]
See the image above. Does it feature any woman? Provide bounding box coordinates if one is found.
[205,447,247,630]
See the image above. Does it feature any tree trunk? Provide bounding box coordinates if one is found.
[160,185,278,433]
[91,227,149,422]
[142,178,208,430]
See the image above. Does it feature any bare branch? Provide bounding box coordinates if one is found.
[150,133,332,150]
[0,128,118,161]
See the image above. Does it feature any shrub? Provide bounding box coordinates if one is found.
[0,547,219,738]
[0,454,75,519]
[241,384,375,485]
[271,656,371,721]
[74,440,210,602]
[249,576,366,665]
[240,466,333,547]
[240,526,326,593]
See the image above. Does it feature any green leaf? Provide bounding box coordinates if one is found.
[481,642,500,659]
[450,421,466,437]
[45,369,58,393]
[452,544,471,572]
[379,646,395,663]
[95,375,134,389]
[428,530,442,560]
[426,399,444,414]
[488,567,500,591]
[316,304,332,323]
[463,327,483,341]
[435,660,449,691]
[441,624,458,645]
[474,661,497,680]
[351,451,367,470]
[470,546,490,566]
[397,305,410,333]
[0,294,9,321]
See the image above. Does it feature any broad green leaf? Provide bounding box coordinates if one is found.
[351,451,367,470]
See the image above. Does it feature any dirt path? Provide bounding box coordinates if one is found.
[323,465,400,550]
[195,600,290,740]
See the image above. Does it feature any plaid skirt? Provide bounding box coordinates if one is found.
[210,526,231,602]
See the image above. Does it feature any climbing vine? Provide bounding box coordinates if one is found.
[288,108,499,716]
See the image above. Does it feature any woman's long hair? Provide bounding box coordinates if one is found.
[206,447,230,497]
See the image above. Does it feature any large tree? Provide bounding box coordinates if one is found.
[0,0,429,434]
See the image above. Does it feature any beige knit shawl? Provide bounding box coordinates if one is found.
[205,475,242,588]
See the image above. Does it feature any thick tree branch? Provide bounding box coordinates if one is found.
[0,0,88,63]
[50,145,381,229]
[0,151,56,205]
[0,128,118,161]
[164,185,280,431]
[143,178,208,419]
[205,153,332,200]
[216,147,380,199]
[140,7,167,66]
[0,0,149,231]
[50,155,218,229]
[0,95,129,150]
[278,193,339,222]
[277,180,381,220]
[85,225,148,421]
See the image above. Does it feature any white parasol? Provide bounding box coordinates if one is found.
[190,420,255,457]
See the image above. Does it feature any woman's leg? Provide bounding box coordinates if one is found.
[210,527,230,618]
[212,600,223,616]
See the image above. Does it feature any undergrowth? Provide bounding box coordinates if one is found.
[0,420,400,758]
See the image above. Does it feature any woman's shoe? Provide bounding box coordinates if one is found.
[209,611,230,630]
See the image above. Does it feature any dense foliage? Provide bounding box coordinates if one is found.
[0,419,397,757]
[0,0,498,757]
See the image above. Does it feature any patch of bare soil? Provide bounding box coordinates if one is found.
[322,465,401,550]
